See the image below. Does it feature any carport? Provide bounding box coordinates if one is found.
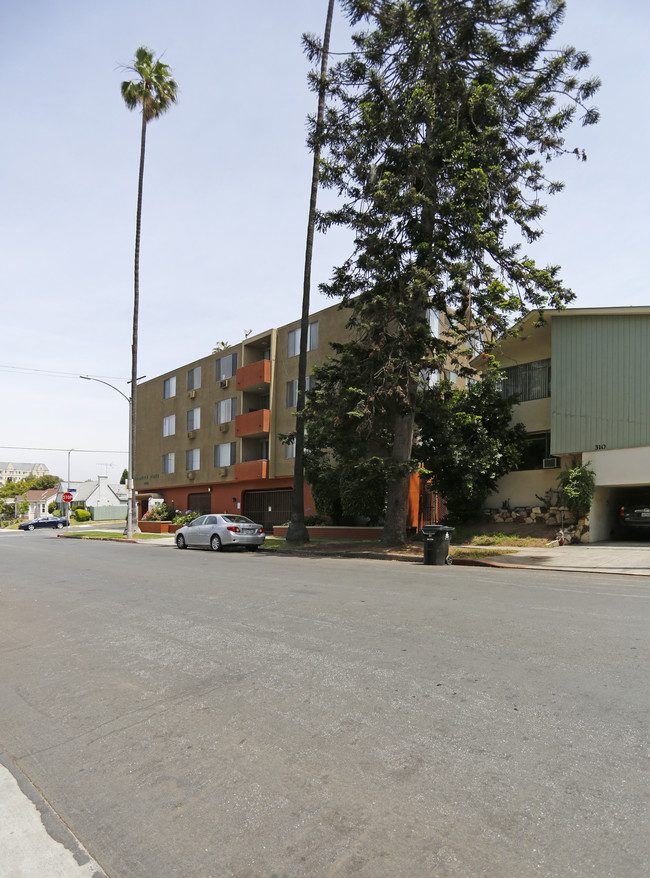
[589,447,650,541]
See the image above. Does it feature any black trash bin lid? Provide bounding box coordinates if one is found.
[421,524,455,535]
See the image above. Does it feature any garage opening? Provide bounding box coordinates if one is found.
[188,492,211,516]
[592,485,650,541]
[242,489,292,533]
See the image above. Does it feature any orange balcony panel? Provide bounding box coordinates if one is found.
[234,459,269,481]
[235,409,270,438]
[236,359,271,391]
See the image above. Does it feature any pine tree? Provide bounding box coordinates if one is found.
[313,0,599,546]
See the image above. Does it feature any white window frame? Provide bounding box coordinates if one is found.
[214,442,236,467]
[286,376,312,408]
[185,448,200,471]
[187,366,201,391]
[162,414,175,437]
[187,407,201,431]
[215,397,238,425]
[287,322,319,358]
[163,376,176,399]
[162,452,175,474]
[215,353,238,381]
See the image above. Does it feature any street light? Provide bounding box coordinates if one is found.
[80,375,136,538]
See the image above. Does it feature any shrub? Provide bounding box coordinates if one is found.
[72,508,91,522]
[143,502,175,522]
[557,463,596,520]
[172,509,200,526]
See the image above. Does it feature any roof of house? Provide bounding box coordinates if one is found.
[24,488,59,503]
[0,462,49,471]
[73,480,127,503]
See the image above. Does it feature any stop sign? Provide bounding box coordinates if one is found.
[63,492,73,503]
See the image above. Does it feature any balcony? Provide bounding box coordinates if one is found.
[236,359,271,392]
[235,408,270,438]
[234,459,269,481]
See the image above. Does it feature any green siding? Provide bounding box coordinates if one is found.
[551,315,650,453]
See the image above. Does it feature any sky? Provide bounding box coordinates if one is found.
[1,0,648,483]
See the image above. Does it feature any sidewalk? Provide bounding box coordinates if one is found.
[140,534,650,576]
[0,751,107,878]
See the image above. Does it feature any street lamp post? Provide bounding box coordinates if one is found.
[80,375,136,538]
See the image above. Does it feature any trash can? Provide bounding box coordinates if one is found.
[422,524,454,565]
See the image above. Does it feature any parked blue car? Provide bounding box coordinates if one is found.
[19,516,68,531]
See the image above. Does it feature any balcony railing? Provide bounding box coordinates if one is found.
[234,459,269,481]
[236,359,271,391]
[235,409,270,438]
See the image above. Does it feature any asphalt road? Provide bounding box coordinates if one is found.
[0,530,648,877]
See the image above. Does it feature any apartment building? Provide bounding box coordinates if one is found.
[135,301,351,530]
[485,306,650,541]
[0,461,50,486]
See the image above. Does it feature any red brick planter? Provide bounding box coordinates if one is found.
[138,522,183,534]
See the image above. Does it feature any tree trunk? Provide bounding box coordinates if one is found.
[381,409,415,547]
[286,0,335,545]
[127,111,147,537]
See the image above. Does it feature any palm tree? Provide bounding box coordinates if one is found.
[121,46,177,537]
[286,0,335,545]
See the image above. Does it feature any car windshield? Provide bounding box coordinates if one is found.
[221,515,254,524]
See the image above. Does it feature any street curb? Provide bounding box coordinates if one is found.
[0,745,108,877]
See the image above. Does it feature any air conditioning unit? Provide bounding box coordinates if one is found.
[186,471,195,480]
[219,467,228,477]
[189,390,197,399]
[220,379,229,389]
[187,431,195,439]
[543,457,559,469]
[219,423,229,433]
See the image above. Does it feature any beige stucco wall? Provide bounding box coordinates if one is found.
[487,468,561,510]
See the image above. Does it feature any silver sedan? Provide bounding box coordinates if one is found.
[175,513,265,552]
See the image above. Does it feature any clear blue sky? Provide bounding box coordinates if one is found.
[1,0,648,482]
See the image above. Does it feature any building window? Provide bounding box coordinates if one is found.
[215,397,238,424]
[214,442,236,467]
[428,308,440,338]
[187,366,201,391]
[286,376,312,408]
[287,321,319,358]
[500,359,551,402]
[187,407,201,431]
[186,448,200,471]
[162,452,175,474]
[216,353,238,382]
[285,438,296,459]
[518,432,551,470]
[163,376,176,399]
[162,415,175,437]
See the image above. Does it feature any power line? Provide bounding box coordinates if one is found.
[0,445,127,454]
[0,364,128,381]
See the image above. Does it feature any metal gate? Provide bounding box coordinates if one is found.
[419,484,447,528]
[188,492,211,515]
[242,489,292,532]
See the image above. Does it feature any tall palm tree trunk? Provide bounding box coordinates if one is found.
[287,0,335,545]
[128,112,147,536]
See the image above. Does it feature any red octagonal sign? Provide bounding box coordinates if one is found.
[62,492,73,503]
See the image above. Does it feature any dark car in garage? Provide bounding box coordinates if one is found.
[618,490,650,536]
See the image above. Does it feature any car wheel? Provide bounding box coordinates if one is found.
[56,522,64,529]
[210,534,222,552]
[27,524,35,531]
[176,534,187,549]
